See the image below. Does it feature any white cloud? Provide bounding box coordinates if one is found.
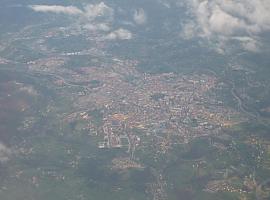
[158,0,171,8]
[29,2,114,21]
[29,5,83,15]
[134,8,147,25]
[29,2,114,34]
[242,40,260,52]
[182,0,270,52]
[180,22,197,39]
[83,2,114,21]
[106,28,133,40]
[208,7,245,36]
[83,23,111,32]
[0,142,12,163]
[232,36,261,52]
[29,3,135,41]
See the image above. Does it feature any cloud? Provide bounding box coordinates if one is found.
[180,22,197,39]
[242,40,260,52]
[232,36,261,52]
[105,28,133,40]
[29,2,113,21]
[181,0,270,52]
[83,23,111,32]
[29,2,115,34]
[29,5,83,15]
[0,142,12,163]
[134,8,147,25]
[83,2,114,21]
[158,0,171,8]
[29,3,136,41]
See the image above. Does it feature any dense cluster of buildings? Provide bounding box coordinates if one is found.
[42,57,243,163]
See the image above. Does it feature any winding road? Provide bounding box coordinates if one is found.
[230,82,257,119]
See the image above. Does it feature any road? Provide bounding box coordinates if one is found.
[230,81,257,119]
